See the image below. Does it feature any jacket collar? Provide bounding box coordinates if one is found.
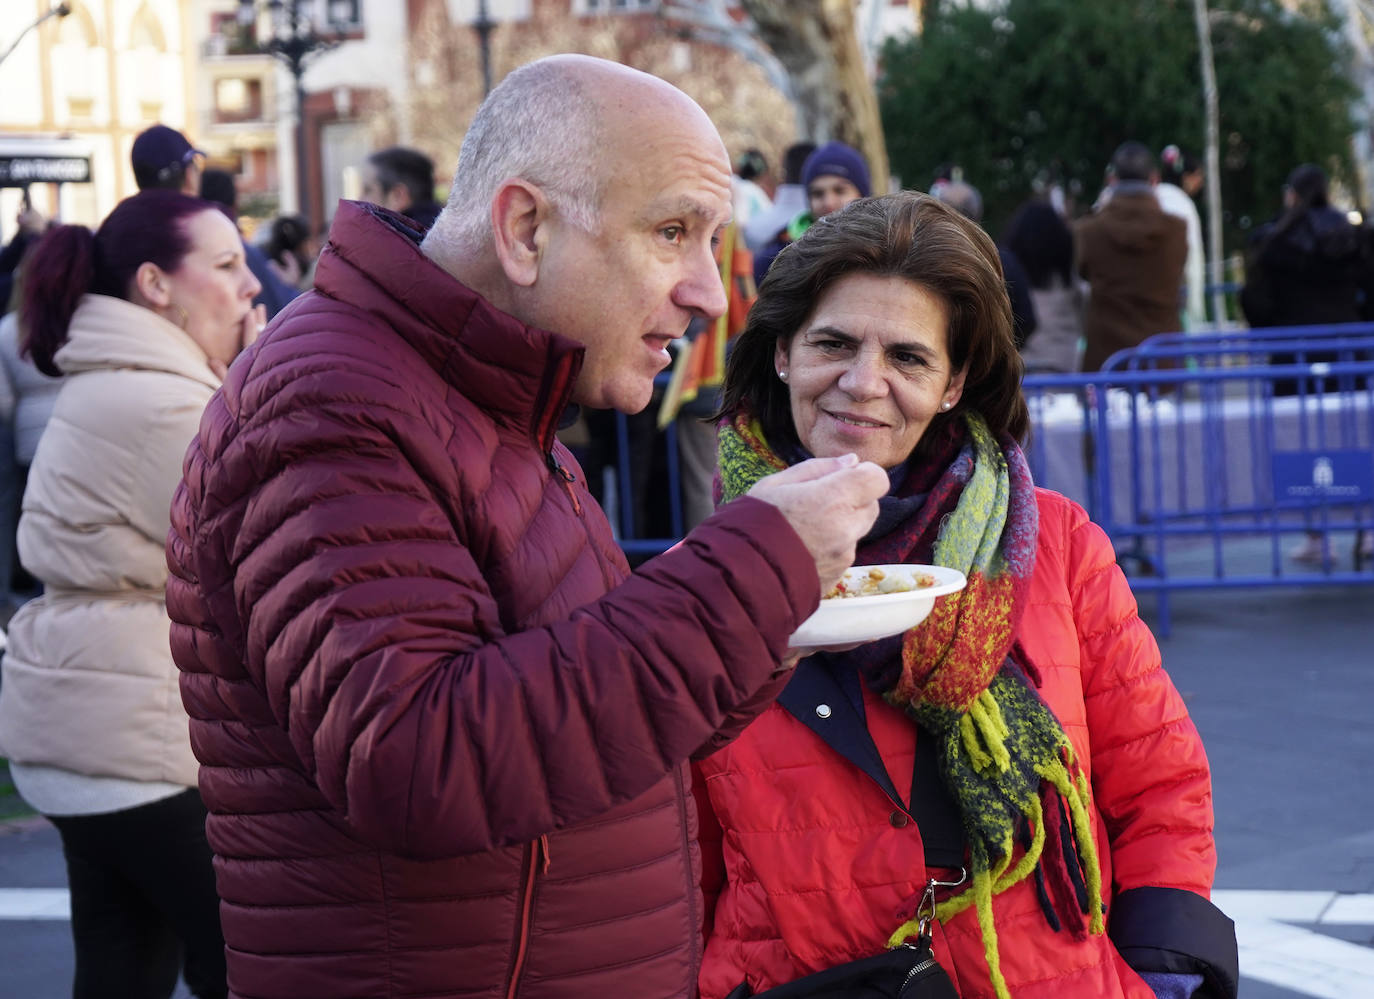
[314,200,584,454]
[779,654,968,868]
[54,294,221,390]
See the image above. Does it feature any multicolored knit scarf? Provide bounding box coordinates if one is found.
[718,411,1104,999]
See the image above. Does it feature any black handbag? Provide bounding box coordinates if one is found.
[722,939,959,999]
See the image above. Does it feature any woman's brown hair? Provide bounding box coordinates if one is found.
[718,191,1028,458]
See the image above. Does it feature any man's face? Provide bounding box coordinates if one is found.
[360,163,412,213]
[526,101,733,413]
[809,175,863,219]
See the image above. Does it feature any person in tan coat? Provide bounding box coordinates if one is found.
[1076,142,1188,372]
[0,189,262,999]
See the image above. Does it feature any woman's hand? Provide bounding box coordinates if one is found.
[241,304,268,352]
[209,305,268,381]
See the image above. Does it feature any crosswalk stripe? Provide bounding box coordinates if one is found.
[0,889,70,920]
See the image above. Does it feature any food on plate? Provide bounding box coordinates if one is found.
[823,566,936,600]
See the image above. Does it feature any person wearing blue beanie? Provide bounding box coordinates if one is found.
[801,141,871,219]
[755,141,872,285]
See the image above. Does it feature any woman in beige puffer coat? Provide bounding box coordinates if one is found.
[0,189,261,999]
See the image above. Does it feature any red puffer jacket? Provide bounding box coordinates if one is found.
[167,202,819,999]
[695,490,1237,999]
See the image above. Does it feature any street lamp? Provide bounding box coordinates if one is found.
[472,0,495,97]
[0,2,71,69]
[236,0,353,216]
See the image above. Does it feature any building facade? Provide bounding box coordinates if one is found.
[0,0,197,239]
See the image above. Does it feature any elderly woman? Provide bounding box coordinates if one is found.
[0,189,262,999]
[697,193,1237,999]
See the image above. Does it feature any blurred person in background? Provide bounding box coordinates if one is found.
[1076,141,1187,372]
[1240,163,1374,564]
[131,124,203,197]
[753,140,870,286]
[0,272,64,610]
[198,167,299,318]
[360,145,443,230]
[1157,145,1207,331]
[0,189,264,999]
[930,177,1038,348]
[698,191,1237,999]
[261,213,319,289]
[731,148,774,236]
[745,140,815,253]
[1,192,49,314]
[1002,198,1085,373]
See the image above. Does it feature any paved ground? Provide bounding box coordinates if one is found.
[1,578,1371,997]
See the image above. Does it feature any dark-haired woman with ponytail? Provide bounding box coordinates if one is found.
[0,188,262,999]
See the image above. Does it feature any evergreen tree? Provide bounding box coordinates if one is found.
[879,0,1357,249]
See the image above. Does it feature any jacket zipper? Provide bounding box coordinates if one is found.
[899,956,937,995]
[546,451,582,516]
[505,837,546,999]
[897,941,938,997]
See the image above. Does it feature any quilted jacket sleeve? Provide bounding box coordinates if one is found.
[169,372,820,861]
[1058,497,1237,998]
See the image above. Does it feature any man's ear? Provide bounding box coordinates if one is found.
[490,179,547,288]
[133,261,173,308]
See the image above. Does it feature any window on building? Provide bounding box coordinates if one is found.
[215,78,264,123]
[322,0,364,29]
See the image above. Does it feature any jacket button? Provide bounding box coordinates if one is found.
[889,810,910,828]
[815,704,832,719]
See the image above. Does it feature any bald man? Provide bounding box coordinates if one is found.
[167,55,887,997]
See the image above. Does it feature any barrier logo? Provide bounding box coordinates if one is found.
[1271,450,1373,501]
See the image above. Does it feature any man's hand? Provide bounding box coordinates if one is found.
[746,453,887,595]
[16,205,46,237]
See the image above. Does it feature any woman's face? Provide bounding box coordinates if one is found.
[776,272,965,470]
[165,209,261,366]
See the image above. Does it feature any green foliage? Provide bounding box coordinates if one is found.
[879,0,1358,249]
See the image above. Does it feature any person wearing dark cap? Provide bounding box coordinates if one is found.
[360,146,443,230]
[197,168,300,319]
[1075,141,1187,372]
[131,124,205,195]
[753,140,870,285]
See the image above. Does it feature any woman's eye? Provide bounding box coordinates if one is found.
[661,226,684,244]
[893,351,925,366]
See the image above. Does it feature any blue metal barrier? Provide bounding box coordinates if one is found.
[1024,352,1374,634]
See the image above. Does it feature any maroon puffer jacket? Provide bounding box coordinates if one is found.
[166,202,819,999]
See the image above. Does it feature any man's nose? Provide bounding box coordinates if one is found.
[675,244,728,319]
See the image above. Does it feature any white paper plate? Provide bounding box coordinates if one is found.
[788,564,967,649]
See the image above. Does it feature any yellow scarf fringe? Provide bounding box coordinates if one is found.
[886,689,1105,999]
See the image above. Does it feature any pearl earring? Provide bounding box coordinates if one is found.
[940,400,952,411]
[778,369,789,382]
